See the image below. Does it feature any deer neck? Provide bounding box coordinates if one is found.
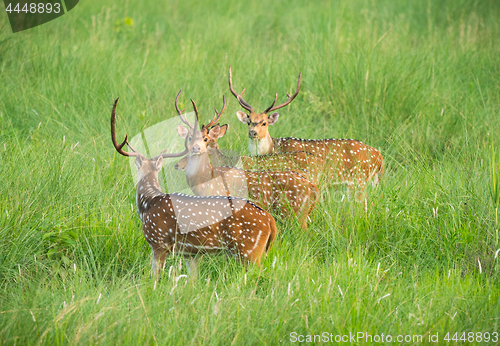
[136,172,164,221]
[208,147,237,167]
[248,134,275,156]
[207,147,225,166]
[186,152,214,195]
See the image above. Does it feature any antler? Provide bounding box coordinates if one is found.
[111,98,142,157]
[112,97,189,159]
[206,95,226,128]
[190,99,200,132]
[158,134,189,158]
[156,91,191,158]
[228,66,254,113]
[264,72,302,114]
[175,90,194,130]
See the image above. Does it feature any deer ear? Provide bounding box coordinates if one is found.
[236,111,249,124]
[177,124,189,139]
[208,125,221,140]
[154,156,164,170]
[268,112,280,125]
[219,124,228,137]
[135,156,144,169]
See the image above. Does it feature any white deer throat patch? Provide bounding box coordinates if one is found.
[248,137,274,155]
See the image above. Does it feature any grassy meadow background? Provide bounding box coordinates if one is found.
[1,0,500,344]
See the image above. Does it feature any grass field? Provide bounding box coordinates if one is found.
[1,0,500,344]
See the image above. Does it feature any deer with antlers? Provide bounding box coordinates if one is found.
[173,98,325,184]
[228,66,384,190]
[174,91,319,229]
[110,98,277,278]
[173,123,325,184]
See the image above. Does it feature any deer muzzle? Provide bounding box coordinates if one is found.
[248,130,257,139]
[192,144,201,154]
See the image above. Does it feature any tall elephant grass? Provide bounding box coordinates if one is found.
[1,0,500,344]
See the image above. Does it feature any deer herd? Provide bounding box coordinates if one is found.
[110,67,384,278]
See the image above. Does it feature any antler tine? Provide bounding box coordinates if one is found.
[228,66,254,113]
[158,134,190,159]
[263,93,278,114]
[111,98,142,157]
[126,139,140,153]
[190,99,200,131]
[206,95,226,128]
[174,90,185,115]
[175,90,194,130]
[265,72,302,113]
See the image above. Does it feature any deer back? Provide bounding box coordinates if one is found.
[273,137,384,188]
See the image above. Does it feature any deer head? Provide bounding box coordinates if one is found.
[174,90,227,170]
[174,124,228,171]
[229,66,301,144]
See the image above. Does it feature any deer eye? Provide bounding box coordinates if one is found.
[263,122,267,126]
[204,138,208,142]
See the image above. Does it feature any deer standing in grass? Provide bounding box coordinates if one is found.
[174,121,325,184]
[229,66,384,190]
[110,98,277,278]
[174,91,319,229]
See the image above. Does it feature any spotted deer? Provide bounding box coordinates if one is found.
[110,98,277,278]
[174,91,319,229]
[174,123,325,184]
[173,104,325,184]
[229,66,385,189]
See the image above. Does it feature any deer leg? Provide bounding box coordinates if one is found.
[297,188,319,229]
[297,209,309,230]
[151,246,169,280]
[299,199,317,229]
[184,256,199,280]
[150,249,160,279]
[371,172,380,187]
[158,250,169,273]
[347,185,368,211]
